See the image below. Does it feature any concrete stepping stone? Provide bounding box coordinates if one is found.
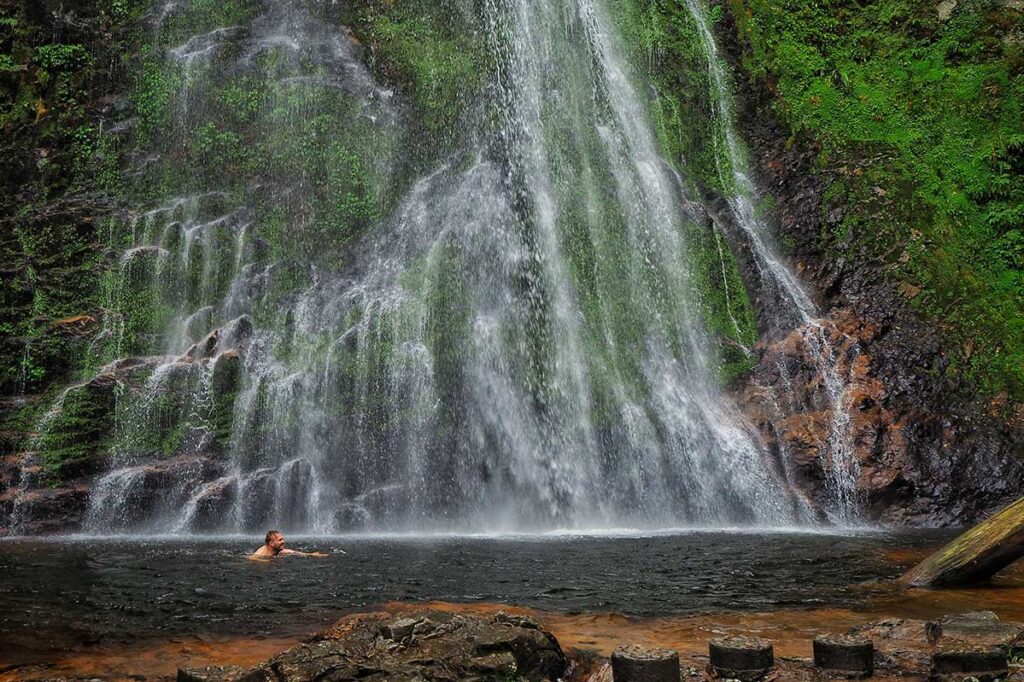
[813,634,874,676]
[611,645,681,682]
[930,647,1008,681]
[708,636,774,681]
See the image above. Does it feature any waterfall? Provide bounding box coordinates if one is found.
[683,0,861,523]
[59,0,861,534]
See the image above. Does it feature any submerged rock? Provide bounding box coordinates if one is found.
[178,610,568,682]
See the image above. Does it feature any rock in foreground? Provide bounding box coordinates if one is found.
[902,496,1024,587]
[178,610,567,682]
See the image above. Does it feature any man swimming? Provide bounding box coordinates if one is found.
[251,529,326,559]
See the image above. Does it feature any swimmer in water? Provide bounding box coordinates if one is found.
[251,529,327,559]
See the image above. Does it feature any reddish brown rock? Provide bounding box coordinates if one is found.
[734,304,1023,526]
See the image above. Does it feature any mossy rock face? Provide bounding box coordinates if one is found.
[36,374,118,481]
[0,0,137,422]
[210,351,242,444]
[724,0,1024,400]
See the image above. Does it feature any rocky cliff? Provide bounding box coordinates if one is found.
[0,0,1021,533]
[718,0,1024,525]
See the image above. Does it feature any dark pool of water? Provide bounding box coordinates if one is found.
[0,529,952,663]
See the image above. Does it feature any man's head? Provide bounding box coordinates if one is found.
[265,529,285,554]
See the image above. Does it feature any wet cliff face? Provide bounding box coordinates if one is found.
[715,2,1024,526]
[1,0,1022,534]
[0,0,138,532]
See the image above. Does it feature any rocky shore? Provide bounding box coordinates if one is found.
[177,611,567,682]
[168,608,1024,682]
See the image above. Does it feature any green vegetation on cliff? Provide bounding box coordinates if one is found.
[0,0,149,455]
[2,4,110,396]
[342,0,488,149]
[726,0,1024,399]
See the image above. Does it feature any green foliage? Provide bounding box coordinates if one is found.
[728,0,1024,398]
[134,58,181,136]
[71,125,121,191]
[36,379,116,478]
[103,0,143,22]
[33,44,92,71]
[217,77,265,123]
[345,0,489,147]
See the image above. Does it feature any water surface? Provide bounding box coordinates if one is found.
[1,529,958,667]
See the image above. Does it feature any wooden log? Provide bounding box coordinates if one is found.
[902,496,1024,587]
[611,645,680,682]
[708,636,774,681]
[813,634,874,676]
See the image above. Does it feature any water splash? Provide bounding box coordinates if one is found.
[683,0,861,523]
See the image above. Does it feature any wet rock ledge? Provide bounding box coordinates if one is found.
[178,610,567,682]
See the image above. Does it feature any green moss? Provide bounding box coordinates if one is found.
[727,0,1024,398]
[157,0,256,48]
[36,378,117,479]
[602,0,760,382]
[344,0,489,151]
[606,0,734,194]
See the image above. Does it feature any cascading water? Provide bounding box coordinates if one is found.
[39,0,862,535]
[683,0,861,524]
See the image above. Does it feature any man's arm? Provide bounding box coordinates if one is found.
[279,549,328,557]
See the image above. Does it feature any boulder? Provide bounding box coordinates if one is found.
[179,315,253,363]
[902,496,1024,587]
[234,610,567,681]
[381,617,418,642]
[925,611,1024,647]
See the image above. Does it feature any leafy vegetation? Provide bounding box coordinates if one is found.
[343,0,490,154]
[0,2,139,403]
[726,0,1024,398]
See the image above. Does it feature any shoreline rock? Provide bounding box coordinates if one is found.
[179,610,568,682]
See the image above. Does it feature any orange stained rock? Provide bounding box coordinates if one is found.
[0,634,302,682]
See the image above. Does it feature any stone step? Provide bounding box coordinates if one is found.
[930,647,1008,681]
[611,645,680,682]
[813,634,874,676]
[708,636,774,681]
